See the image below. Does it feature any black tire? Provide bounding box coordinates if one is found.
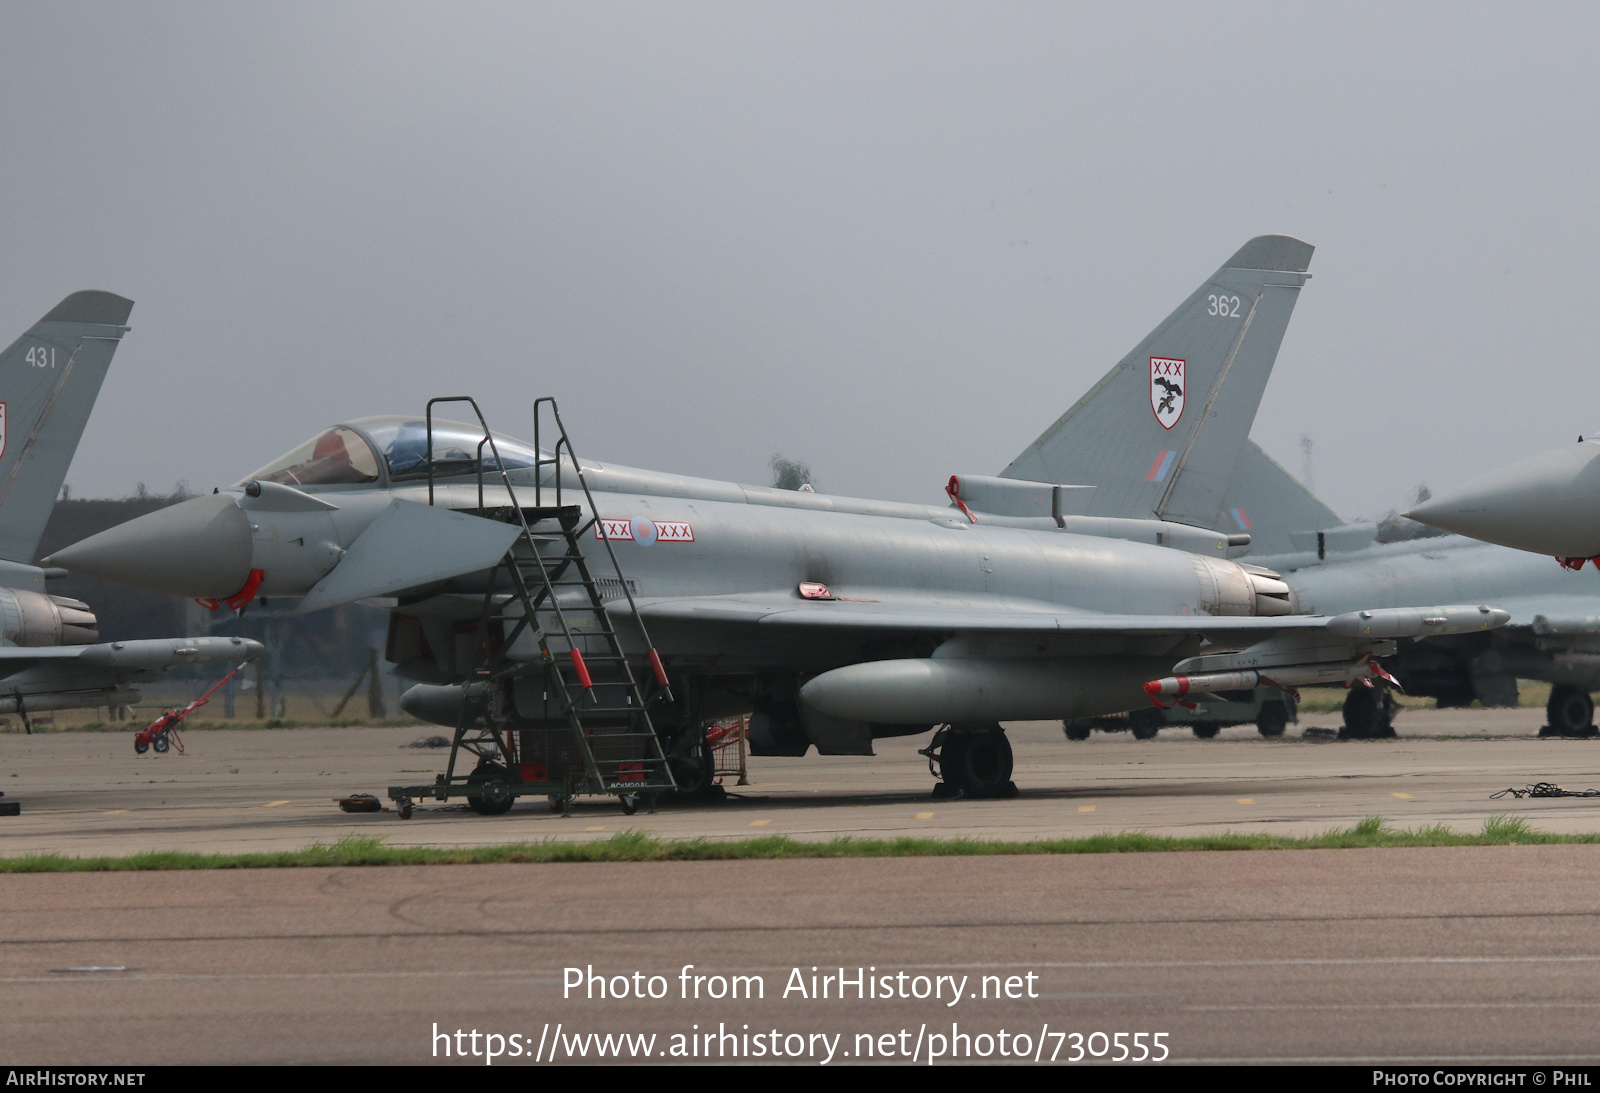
[466,763,515,816]
[1547,686,1595,736]
[398,802,413,820]
[152,735,170,754]
[133,737,150,755]
[1191,722,1221,739]
[1256,702,1288,738]
[939,733,969,792]
[942,731,1014,798]
[1340,686,1396,740]
[669,728,717,800]
[1129,709,1162,740]
[548,795,567,814]
[619,793,639,816]
[1062,721,1092,741]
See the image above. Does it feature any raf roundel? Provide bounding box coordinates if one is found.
[1149,357,1185,430]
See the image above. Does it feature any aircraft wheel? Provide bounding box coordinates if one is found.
[466,763,515,816]
[1256,702,1288,738]
[669,728,717,800]
[1191,722,1221,739]
[1546,687,1595,736]
[1129,709,1162,740]
[152,735,170,754]
[1340,687,1397,740]
[548,795,567,815]
[619,793,639,816]
[942,729,1015,799]
[1062,721,1092,741]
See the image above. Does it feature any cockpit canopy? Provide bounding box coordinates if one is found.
[240,416,546,488]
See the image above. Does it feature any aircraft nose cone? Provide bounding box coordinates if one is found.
[1406,441,1600,558]
[47,492,254,597]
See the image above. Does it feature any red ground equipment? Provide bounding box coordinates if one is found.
[134,663,248,755]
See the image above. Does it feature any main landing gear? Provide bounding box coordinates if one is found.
[923,723,1018,799]
[1541,686,1598,737]
[1339,684,1398,740]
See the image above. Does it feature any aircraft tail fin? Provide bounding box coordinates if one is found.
[1218,441,1345,556]
[0,291,134,564]
[1001,235,1313,529]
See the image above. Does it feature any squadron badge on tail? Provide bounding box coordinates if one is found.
[1150,357,1185,430]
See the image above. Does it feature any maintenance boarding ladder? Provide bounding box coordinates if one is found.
[387,397,677,818]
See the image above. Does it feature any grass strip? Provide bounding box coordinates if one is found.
[1,815,1596,872]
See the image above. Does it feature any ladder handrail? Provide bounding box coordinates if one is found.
[423,397,589,662]
[531,397,669,697]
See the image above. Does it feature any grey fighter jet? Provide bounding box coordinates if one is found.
[47,239,1503,809]
[0,292,259,727]
[1032,261,1600,738]
[1404,440,1600,562]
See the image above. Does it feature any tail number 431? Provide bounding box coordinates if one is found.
[25,346,57,368]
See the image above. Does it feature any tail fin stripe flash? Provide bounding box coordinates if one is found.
[1146,450,1177,483]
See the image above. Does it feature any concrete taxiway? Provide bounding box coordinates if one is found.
[7,846,1600,1065]
[2,706,1599,856]
[6,707,1600,1065]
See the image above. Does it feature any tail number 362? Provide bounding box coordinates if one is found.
[1207,295,1242,318]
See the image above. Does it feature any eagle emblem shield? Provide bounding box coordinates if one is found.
[1149,357,1185,430]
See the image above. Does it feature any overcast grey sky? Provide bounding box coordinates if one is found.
[1,2,1594,520]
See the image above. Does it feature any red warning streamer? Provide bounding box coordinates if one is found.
[569,648,594,691]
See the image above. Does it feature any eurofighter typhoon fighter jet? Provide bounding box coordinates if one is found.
[0,292,259,734]
[1393,439,1600,734]
[1405,440,1600,563]
[1041,266,1600,739]
[48,239,1504,813]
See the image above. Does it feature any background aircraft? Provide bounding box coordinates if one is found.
[0,291,257,731]
[48,240,1500,809]
[1404,439,1600,564]
[1033,263,1600,738]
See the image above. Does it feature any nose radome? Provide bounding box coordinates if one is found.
[1405,441,1600,558]
[47,492,254,598]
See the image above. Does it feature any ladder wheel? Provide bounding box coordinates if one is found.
[619,793,639,816]
[548,795,567,814]
[466,763,515,816]
[398,801,413,820]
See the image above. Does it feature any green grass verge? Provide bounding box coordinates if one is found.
[1,815,1594,872]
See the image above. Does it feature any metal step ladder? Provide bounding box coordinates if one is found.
[388,396,677,818]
